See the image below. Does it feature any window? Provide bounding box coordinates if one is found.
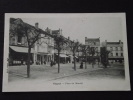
[95,47,98,51]
[110,53,113,56]
[115,47,118,51]
[18,35,22,43]
[121,47,123,51]
[93,42,96,45]
[116,53,118,56]
[121,53,123,56]
[110,47,113,51]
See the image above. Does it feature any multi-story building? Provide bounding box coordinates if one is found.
[52,29,72,63]
[9,18,35,65]
[105,40,124,63]
[9,18,81,65]
[34,26,54,65]
[9,18,54,65]
[84,37,101,62]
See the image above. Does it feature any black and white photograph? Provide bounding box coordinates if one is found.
[2,13,130,91]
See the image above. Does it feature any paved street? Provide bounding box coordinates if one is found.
[8,62,102,82]
[6,63,125,91]
[52,64,125,81]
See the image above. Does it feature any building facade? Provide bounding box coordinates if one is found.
[9,18,54,65]
[52,29,72,64]
[34,26,55,65]
[105,40,124,63]
[9,18,82,66]
[9,18,35,65]
[84,37,101,62]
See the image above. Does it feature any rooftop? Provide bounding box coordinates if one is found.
[85,38,100,42]
[107,42,123,45]
[10,18,53,37]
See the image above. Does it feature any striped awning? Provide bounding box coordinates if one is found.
[10,46,35,53]
[55,54,68,57]
[68,55,78,58]
[60,54,68,57]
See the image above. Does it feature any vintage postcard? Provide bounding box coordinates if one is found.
[2,13,130,92]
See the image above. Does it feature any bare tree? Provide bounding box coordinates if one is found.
[100,47,110,68]
[10,18,51,78]
[90,47,97,68]
[53,33,68,73]
[80,45,90,69]
[68,40,80,71]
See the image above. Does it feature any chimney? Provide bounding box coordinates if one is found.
[68,36,70,40]
[102,40,107,47]
[119,40,121,44]
[85,37,87,40]
[35,23,39,29]
[49,29,52,34]
[59,29,62,35]
[45,27,49,33]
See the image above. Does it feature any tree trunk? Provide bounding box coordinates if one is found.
[27,47,31,78]
[85,53,87,69]
[92,55,94,68]
[98,56,100,67]
[73,53,76,71]
[58,50,60,73]
[98,59,99,67]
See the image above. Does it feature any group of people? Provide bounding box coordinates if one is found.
[50,60,56,67]
[35,59,84,69]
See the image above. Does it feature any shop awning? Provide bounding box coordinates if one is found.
[59,54,68,57]
[10,46,35,53]
[68,55,78,58]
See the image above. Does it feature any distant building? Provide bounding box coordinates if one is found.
[52,29,71,64]
[84,37,101,62]
[105,40,124,63]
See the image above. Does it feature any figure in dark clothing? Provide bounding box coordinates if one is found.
[44,61,46,64]
[80,61,83,69]
[50,60,53,67]
[21,58,23,65]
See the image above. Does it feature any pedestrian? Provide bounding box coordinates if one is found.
[50,60,53,67]
[21,57,23,65]
[80,61,83,69]
[44,60,46,65]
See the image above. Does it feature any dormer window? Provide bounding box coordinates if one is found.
[17,32,24,45]
[18,35,22,44]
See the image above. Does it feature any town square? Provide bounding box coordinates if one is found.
[2,13,130,91]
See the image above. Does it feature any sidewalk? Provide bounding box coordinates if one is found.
[8,63,102,83]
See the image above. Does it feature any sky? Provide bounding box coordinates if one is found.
[18,14,124,44]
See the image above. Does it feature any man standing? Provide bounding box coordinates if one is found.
[50,60,53,67]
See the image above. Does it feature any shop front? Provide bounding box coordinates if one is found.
[34,53,54,65]
[9,46,35,66]
[54,53,70,64]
